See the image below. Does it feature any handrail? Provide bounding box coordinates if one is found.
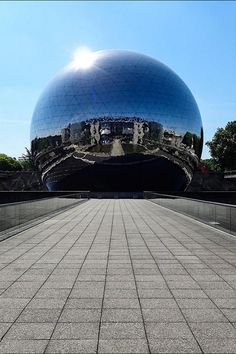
[145,191,236,236]
[144,191,236,208]
[0,195,87,234]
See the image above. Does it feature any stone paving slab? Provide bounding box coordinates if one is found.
[0,199,236,353]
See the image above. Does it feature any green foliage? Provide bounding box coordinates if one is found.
[206,121,236,172]
[19,148,37,171]
[0,148,36,172]
[201,158,220,172]
[0,153,22,171]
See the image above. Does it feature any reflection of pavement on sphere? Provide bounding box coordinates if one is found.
[111,139,125,156]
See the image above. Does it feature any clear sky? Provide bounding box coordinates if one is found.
[0,1,235,159]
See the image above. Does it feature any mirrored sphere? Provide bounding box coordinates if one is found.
[31,49,203,191]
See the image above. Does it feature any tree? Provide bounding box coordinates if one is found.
[0,153,22,171]
[206,121,236,172]
[201,158,219,172]
[18,148,37,171]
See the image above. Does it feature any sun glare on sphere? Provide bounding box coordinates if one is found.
[68,48,96,70]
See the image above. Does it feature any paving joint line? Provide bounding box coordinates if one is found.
[125,199,204,354]
[0,200,90,261]
[0,199,88,242]
[0,200,102,343]
[0,201,95,296]
[142,200,236,289]
[120,200,151,354]
[43,199,111,354]
[131,199,236,337]
[96,200,115,354]
[148,199,236,240]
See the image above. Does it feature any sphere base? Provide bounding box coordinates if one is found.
[45,155,191,192]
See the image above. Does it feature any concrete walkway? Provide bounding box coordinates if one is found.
[0,199,236,353]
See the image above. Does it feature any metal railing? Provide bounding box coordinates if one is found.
[144,192,236,236]
[1,190,236,237]
[0,193,86,234]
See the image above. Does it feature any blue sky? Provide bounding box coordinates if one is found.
[0,1,235,159]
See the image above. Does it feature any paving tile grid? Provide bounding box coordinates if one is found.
[0,199,236,353]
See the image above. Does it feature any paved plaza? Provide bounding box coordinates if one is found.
[0,199,236,353]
